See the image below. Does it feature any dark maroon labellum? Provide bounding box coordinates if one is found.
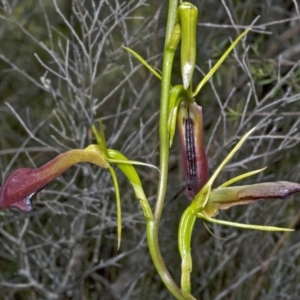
[0,168,46,212]
[178,102,209,200]
[0,149,109,212]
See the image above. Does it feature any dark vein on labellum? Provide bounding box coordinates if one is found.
[185,114,197,193]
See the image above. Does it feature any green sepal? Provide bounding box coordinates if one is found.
[92,122,108,155]
[197,212,293,232]
[219,167,267,188]
[91,122,154,248]
[108,166,122,250]
[193,28,251,97]
[193,127,257,210]
[107,149,153,221]
[168,85,192,147]
[122,46,162,81]
[107,158,159,172]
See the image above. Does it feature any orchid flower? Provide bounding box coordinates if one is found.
[0,122,154,249]
[178,127,300,296]
[123,2,300,298]
[0,147,109,212]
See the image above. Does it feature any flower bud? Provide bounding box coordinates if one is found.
[178,2,198,89]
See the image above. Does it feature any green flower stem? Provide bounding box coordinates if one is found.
[145,0,196,299]
[164,0,179,44]
[178,206,197,295]
[146,221,195,300]
[154,0,177,223]
[178,187,210,296]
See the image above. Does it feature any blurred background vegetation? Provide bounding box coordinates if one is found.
[0,0,300,299]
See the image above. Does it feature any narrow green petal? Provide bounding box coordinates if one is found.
[193,127,256,210]
[107,158,159,173]
[122,46,162,81]
[193,28,251,97]
[107,149,142,186]
[92,122,107,154]
[168,85,192,147]
[107,149,153,221]
[168,106,179,147]
[219,167,267,188]
[197,213,293,232]
[108,166,122,250]
[207,127,256,188]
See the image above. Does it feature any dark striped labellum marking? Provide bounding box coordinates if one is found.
[184,115,198,195]
[178,102,209,200]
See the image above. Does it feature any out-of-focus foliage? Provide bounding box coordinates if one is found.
[0,0,300,299]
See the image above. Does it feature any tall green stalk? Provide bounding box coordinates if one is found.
[146,0,195,299]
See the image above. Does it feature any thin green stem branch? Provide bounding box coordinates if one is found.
[147,221,195,300]
[145,0,197,299]
[164,0,179,45]
[154,0,177,222]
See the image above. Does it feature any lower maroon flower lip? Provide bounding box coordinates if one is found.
[0,168,50,212]
[17,193,35,212]
[204,181,300,217]
[0,148,108,212]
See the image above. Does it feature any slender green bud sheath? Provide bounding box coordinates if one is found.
[177,101,209,200]
[178,2,198,89]
[0,149,108,212]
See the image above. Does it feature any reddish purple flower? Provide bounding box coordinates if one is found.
[0,148,108,212]
[177,101,209,199]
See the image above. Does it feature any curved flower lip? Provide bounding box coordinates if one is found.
[0,148,108,212]
[204,181,300,217]
[0,168,46,212]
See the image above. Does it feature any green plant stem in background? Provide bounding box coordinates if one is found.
[154,0,180,222]
[145,0,194,299]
